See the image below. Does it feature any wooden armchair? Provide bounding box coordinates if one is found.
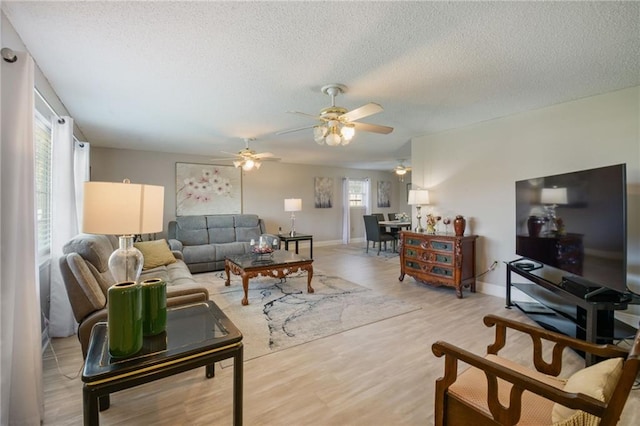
[432,314,640,426]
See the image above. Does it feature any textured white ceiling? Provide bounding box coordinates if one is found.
[3,1,639,171]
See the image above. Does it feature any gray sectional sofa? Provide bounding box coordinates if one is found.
[168,214,266,273]
[59,233,209,357]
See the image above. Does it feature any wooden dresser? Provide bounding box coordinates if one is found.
[399,231,478,298]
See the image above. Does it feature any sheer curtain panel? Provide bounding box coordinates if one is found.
[0,50,44,425]
[342,178,351,244]
[49,117,90,337]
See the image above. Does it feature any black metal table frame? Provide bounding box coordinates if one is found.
[82,302,243,425]
[278,234,313,258]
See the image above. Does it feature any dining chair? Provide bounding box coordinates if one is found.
[363,215,396,255]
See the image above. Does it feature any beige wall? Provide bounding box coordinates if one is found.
[411,86,640,324]
[90,149,411,244]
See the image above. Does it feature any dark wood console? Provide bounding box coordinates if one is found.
[506,259,636,365]
[399,231,477,298]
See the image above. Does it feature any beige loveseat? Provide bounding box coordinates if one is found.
[60,233,210,357]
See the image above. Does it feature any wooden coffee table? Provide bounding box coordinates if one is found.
[225,250,314,305]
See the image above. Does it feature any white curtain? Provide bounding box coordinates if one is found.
[49,118,90,337]
[0,50,44,425]
[364,178,371,215]
[342,178,351,244]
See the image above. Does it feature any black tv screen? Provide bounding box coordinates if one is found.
[515,164,627,294]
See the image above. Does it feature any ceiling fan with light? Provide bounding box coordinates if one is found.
[211,138,280,171]
[393,159,411,181]
[276,84,393,146]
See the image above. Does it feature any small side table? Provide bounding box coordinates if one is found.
[278,233,313,259]
[82,301,243,425]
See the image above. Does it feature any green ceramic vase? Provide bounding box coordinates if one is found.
[108,281,143,358]
[141,278,167,336]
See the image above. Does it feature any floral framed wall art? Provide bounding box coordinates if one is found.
[176,162,242,216]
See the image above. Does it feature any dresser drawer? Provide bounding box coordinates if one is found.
[404,260,454,280]
[404,248,453,265]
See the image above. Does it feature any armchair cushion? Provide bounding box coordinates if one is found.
[551,357,624,423]
[449,354,563,425]
[134,239,177,270]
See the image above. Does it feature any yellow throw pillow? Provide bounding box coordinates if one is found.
[551,357,624,423]
[134,239,177,270]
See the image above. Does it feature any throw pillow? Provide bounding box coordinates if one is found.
[551,357,624,423]
[134,239,177,270]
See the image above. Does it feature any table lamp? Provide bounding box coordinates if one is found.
[284,198,302,237]
[407,189,430,233]
[541,186,567,234]
[83,179,165,283]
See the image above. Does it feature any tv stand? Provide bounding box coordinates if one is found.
[506,259,635,365]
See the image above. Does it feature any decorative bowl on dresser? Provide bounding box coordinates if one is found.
[398,231,478,298]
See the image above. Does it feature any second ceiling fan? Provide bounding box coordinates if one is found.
[277,84,393,146]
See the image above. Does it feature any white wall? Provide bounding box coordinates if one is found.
[412,86,640,324]
[90,148,411,244]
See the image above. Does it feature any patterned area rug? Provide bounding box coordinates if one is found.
[194,270,419,365]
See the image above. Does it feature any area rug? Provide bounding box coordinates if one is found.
[330,243,400,260]
[194,270,419,365]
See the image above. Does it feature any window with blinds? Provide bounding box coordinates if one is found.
[349,179,368,207]
[34,109,52,256]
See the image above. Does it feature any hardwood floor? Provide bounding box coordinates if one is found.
[43,243,639,425]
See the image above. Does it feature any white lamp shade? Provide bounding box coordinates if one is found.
[284,198,302,212]
[541,187,568,205]
[82,181,165,235]
[408,189,430,205]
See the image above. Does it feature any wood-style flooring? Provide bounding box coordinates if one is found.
[43,243,639,425]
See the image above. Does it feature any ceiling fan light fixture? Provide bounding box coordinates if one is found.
[313,125,327,144]
[242,158,255,171]
[325,130,342,146]
[233,160,242,168]
[341,124,355,141]
[395,168,407,176]
[254,160,262,169]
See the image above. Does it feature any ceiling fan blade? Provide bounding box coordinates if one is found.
[254,152,275,159]
[210,157,238,161]
[220,151,242,157]
[287,111,322,120]
[340,102,383,122]
[276,124,317,135]
[352,121,394,134]
[259,157,281,162]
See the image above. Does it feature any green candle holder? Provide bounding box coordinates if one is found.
[108,281,142,358]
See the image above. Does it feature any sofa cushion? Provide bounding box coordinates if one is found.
[183,244,216,264]
[175,216,209,245]
[215,242,248,259]
[206,215,236,243]
[551,357,624,423]
[134,239,177,270]
[234,214,262,242]
[62,253,107,321]
[63,234,116,273]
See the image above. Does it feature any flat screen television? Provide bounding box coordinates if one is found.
[515,164,627,295]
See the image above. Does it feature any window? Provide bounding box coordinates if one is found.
[34,109,52,256]
[348,179,368,207]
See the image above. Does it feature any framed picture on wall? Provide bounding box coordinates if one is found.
[175,162,242,216]
[377,180,391,207]
[314,177,333,208]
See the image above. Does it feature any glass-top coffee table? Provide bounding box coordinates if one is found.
[225,250,314,305]
[82,301,243,425]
